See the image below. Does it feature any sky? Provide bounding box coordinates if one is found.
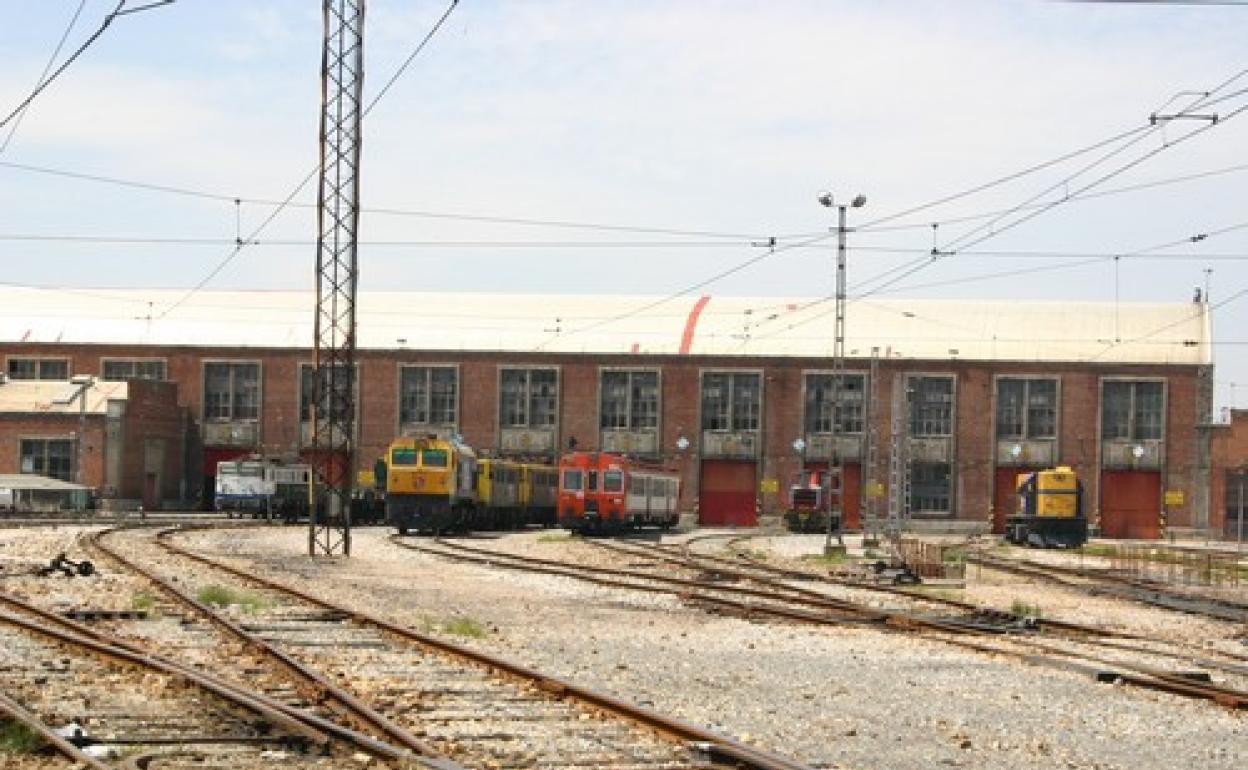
[1,0,1247,409]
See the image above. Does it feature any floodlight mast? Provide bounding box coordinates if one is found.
[310,0,365,557]
[817,191,865,556]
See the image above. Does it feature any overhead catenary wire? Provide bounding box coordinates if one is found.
[155,0,461,320]
[0,1,175,133]
[1,0,89,154]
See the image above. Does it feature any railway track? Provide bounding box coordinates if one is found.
[0,589,378,770]
[391,533,1248,711]
[965,551,1248,624]
[80,526,807,770]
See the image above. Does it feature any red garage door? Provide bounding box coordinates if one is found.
[992,467,1039,534]
[700,460,757,527]
[1101,470,1161,539]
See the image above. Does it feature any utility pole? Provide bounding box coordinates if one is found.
[310,0,365,557]
[818,191,865,556]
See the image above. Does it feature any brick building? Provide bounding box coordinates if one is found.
[1210,409,1248,540]
[0,287,1222,536]
[0,375,188,509]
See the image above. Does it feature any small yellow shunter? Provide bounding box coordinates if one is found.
[1005,466,1088,548]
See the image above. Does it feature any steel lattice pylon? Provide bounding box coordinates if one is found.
[310,0,365,557]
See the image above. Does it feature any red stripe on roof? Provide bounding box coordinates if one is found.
[679,295,711,354]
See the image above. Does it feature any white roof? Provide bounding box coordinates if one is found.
[0,378,128,415]
[0,286,1211,365]
[0,474,90,492]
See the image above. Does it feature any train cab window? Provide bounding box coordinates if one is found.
[604,470,624,492]
[588,470,599,491]
[421,449,448,467]
[391,447,418,466]
[562,469,583,491]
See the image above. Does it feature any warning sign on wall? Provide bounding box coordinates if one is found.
[759,478,779,494]
[1163,490,1185,507]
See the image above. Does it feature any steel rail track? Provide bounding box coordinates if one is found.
[0,587,439,767]
[97,525,811,770]
[394,534,1248,710]
[966,551,1248,624]
[0,592,410,769]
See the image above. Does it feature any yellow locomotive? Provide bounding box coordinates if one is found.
[1005,466,1087,548]
[384,435,558,534]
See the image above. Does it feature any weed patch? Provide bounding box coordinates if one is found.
[196,585,270,613]
[131,591,157,611]
[442,617,488,638]
[1010,599,1043,619]
[0,719,45,754]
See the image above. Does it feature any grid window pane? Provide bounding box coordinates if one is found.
[1133,381,1163,440]
[429,367,457,425]
[8,359,69,380]
[600,371,629,430]
[995,379,1025,438]
[400,367,430,425]
[1101,381,1131,440]
[1026,379,1057,439]
[500,370,528,427]
[910,377,954,437]
[20,438,74,482]
[630,371,658,430]
[911,461,950,512]
[204,363,232,420]
[102,359,166,381]
[301,364,351,422]
[804,374,866,435]
[701,373,730,431]
[731,373,761,431]
[529,369,558,427]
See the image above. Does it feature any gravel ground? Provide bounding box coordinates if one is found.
[170,525,1246,770]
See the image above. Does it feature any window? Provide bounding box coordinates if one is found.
[399,366,457,427]
[701,372,761,431]
[421,449,448,467]
[101,359,166,381]
[910,376,954,437]
[1102,380,1164,441]
[8,358,69,380]
[300,363,355,421]
[604,470,624,492]
[600,370,659,430]
[1227,471,1247,536]
[562,469,583,491]
[20,438,74,481]
[391,447,417,465]
[911,462,951,512]
[499,368,558,429]
[804,373,866,434]
[996,378,1057,439]
[203,362,260,421]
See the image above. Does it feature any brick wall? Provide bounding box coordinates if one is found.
[0,341,1213,528]
[0,414,106,485]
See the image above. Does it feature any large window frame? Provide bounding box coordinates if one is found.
[701,371,762,432]
[995,377,1058,440]
[599,369,659,431]
[101,358,167,382]
[804,372,867,435]
[398,365,458,430]
[911,461,951,513]
[299,362,358,423]
[19,437,75,481]
[499,367,559,429]
[202,361,261,422]
[1101,379,1165,442]
[7,357,69,380]
[909,375,955,438]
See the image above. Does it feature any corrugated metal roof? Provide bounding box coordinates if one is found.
[0,286,1211,365]
[0,378,128,415]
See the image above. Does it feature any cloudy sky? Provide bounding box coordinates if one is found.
[2,1,1246,407]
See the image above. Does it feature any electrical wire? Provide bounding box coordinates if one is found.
[0,1,175,133]
[155,0,460,320]
[1,0,88,153]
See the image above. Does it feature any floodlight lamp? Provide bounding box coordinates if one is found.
[675,435,690,452]
[817,191,834,208]
[851,194,867,208]
[792,438,807,453]
[1131,444,1145,459]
